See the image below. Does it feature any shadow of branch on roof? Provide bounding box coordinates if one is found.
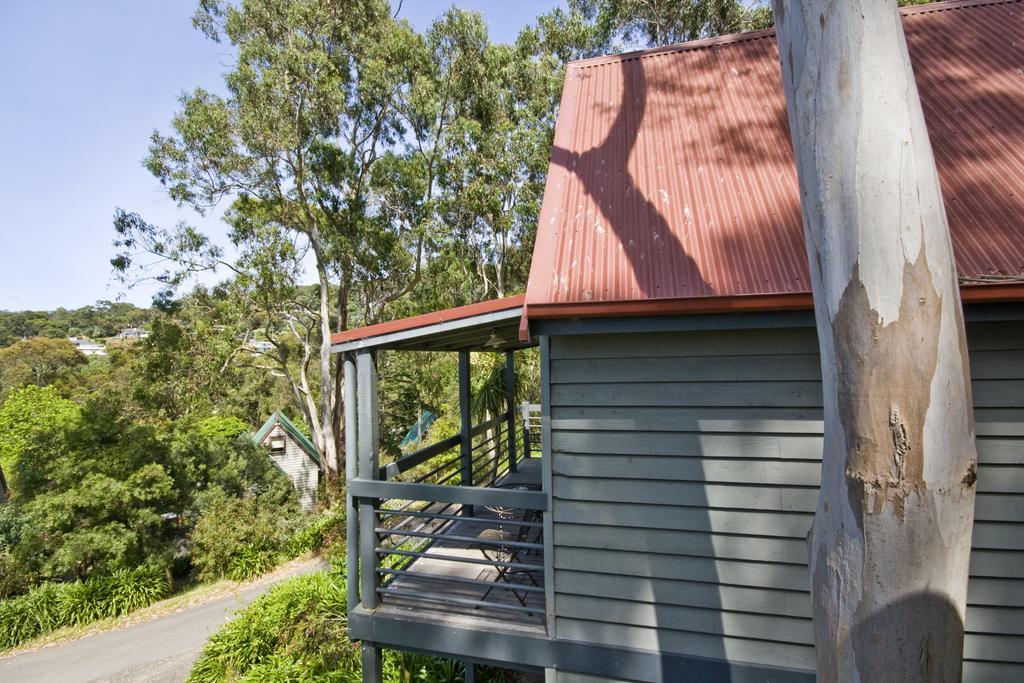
[549,57,715,301]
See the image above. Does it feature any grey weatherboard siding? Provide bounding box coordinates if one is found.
[545,318,1024,682]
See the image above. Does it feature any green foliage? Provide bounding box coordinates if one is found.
[286,506,345,558]
[191,490,301,582]
[0,337,87,398]
[0,566,169,651]
[3,394,296,584]
[102,567,171,616]
[0,550,25,599]
[187,569,518,683]
[197,415,250,440]
[568,0,773,48]
[228,545,281,583]
[569,0,944,51]
[0,385,80,491]
[186,570,358,683]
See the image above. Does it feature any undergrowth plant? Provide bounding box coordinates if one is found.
[228,545,281,582]
[187,568,524,682]
[0,566,169,650]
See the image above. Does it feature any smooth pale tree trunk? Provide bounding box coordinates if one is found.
[315,261,340,483]
[772,2,978,680]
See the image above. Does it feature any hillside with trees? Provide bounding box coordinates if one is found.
[0,302,152,347]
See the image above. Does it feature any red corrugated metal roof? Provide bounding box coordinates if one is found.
[330,295,524,346]
[525,0,1024,319]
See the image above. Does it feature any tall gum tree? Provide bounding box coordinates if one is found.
[116,0,426,483]
[772,1,977,679]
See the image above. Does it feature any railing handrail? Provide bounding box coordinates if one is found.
[350,477,547,510]
[378,413,508,481]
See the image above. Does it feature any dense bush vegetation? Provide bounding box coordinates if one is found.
[287,506,346,559]
[186,569,520,683]
[191,491,303,582]
[0,342,305,644]
[186,570,357,682]
[0,395,298,586]
[0,565,169,650]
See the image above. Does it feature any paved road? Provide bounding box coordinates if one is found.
[0,559,329,683]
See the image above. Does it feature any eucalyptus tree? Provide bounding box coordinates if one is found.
[115,0,431,480]
[570,0,774,46]
[570,0,933,48]
[774,1,977,679]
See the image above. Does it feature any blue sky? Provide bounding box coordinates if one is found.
[0,1,562,312]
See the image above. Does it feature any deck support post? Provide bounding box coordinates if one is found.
[458,351,473,514]
[361,644,382,683]
[464,660,477,683]
[505,351,517,473]
[356,351,380,611]
[343,352,359,614]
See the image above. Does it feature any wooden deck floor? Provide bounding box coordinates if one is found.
[376,457,546,633]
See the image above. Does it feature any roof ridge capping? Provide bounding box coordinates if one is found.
[568,0,1020,70]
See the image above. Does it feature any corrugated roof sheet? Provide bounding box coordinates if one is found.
[330,295,524,347]
[525,0,1024,319]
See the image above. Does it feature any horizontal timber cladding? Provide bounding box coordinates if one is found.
[547,319,1024,680]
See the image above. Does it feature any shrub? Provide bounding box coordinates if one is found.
[228,545,280,583]
[0,550,27,599]
[58,578,109,626]
[286,506,345,558]
[191,492,301,582]
[0,565,169,651]
[187,568,521,682]
[103,566,169,615]
[186,569,358,683]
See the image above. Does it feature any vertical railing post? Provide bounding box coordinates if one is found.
[343,352,359,615]
[458,351,473,514]
[356,351,381,607]
[505,350,517,473]
[521,401,531,460]
[356,350,382,683]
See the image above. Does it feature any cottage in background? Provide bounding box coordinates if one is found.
[254,411,321,512]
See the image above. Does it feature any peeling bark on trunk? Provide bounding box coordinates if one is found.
[773,2,978,680]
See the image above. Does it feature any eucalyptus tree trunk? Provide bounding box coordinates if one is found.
[773,2,978,680]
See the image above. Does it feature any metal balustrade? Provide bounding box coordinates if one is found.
[347,368,546,628]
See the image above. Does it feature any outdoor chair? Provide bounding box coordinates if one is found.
[475,484,542,607]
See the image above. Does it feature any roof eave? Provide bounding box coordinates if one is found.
[524,282,1024,321]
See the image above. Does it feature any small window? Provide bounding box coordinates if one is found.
[269,436,286,452]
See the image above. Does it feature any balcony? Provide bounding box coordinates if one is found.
[335,297,548,654]
[371,434,545,631]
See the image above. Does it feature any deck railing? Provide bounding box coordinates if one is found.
[350,409,546,623]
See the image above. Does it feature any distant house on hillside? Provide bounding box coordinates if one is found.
[254,411,321,512]
[68,337,107,357]
[246,339,275,354]
[118,326,149,340]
